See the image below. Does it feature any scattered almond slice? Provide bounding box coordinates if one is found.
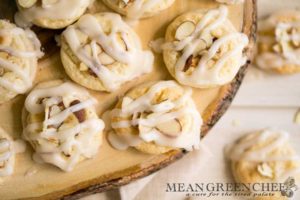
[156,119,182,138]
[175,21,196,41]
[18,0,37,8]
[294,109,300,124]
[257,163,273,178]
[98,53,115,65]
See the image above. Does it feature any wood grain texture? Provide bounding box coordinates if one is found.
[0,0,256,199]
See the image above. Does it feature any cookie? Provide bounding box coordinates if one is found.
[0,127,15,177]
[22,80,105,172]
[61,13,154,92]
[256,10,300,74]
[0,20,43,104]
[102,0,175,19]
[109,80,202,154]
[162,6,249,88]
[15,0,92,29]
[227,129,300,200]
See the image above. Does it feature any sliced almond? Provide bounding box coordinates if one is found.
[294,109,300,124]
[117,34,128,51]
[49,105,62,117]
[257,163,273,178]
[175,21,196,41]
[98,52,115,65]
[139,124,153,134]
[79,62,89,71]
[156,119,182,138]
[70,100,86,123]
[18,0,37,8]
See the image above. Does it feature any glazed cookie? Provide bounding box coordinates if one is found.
[215,0,244,4]
[109,80,202,154]
[61,13,154,92]
[22,80,105,172]
[256,10,300,74]
[0,128,15,177]
[227,129,300,199]
[162,6,249,88]
[0,20,43,104]
[15,0,92,29]
[102,0,175,19]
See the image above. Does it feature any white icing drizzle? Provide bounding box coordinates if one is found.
[15,0,92,28]
[109,81,202,151]
[62,13,153,91]
[0,138,14,177]
[227,129,300,181]
[23,82,105,172]
[257,21,300,69]
[163,6,248,87]
[0,23,43,94]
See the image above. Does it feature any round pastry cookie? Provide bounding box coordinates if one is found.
[102,0,176,19]
[0,20,43,104]
[15,0,92,29]
[162,6,249,88]
[22,80,105,172]
[0,127,15,177]
[109,80,203,154]
[256,10,300,74]
[61,12,154,92]
[227,129,300,200]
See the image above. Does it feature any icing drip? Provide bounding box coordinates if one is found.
[62,13,153,91]
[15,0,92,28]
[163,6,248,86]
[0,138,14,177]
[0,23,43,94]
[109,81,202,151]
[257,20,300,69]
[23,82,105,172]
[227,129,300,181]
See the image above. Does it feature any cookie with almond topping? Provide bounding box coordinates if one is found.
[109,80,202,154]
[163,6,248,88]
[256,10,300,74]
[22,80,105,172]
[60,13,154,92]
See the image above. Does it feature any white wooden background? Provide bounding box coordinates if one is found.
[81,1,300,199]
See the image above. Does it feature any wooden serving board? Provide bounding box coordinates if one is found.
[0,0,256,199]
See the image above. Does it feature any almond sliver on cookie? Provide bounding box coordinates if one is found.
[175,21,196,40]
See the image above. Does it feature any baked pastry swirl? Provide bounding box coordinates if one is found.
[0,128,15,177]
[15,0,92,29]
[256,10,300,74]
[61,13,154,92]
[227,129,300,199]
[0,20,43,104]
[102,0,175,19]
[23,80,105,172]
[163,6,249,88]
[109,80,202,154]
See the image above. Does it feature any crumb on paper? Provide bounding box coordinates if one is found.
[294,109,300,124]
[231,119,241,127]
